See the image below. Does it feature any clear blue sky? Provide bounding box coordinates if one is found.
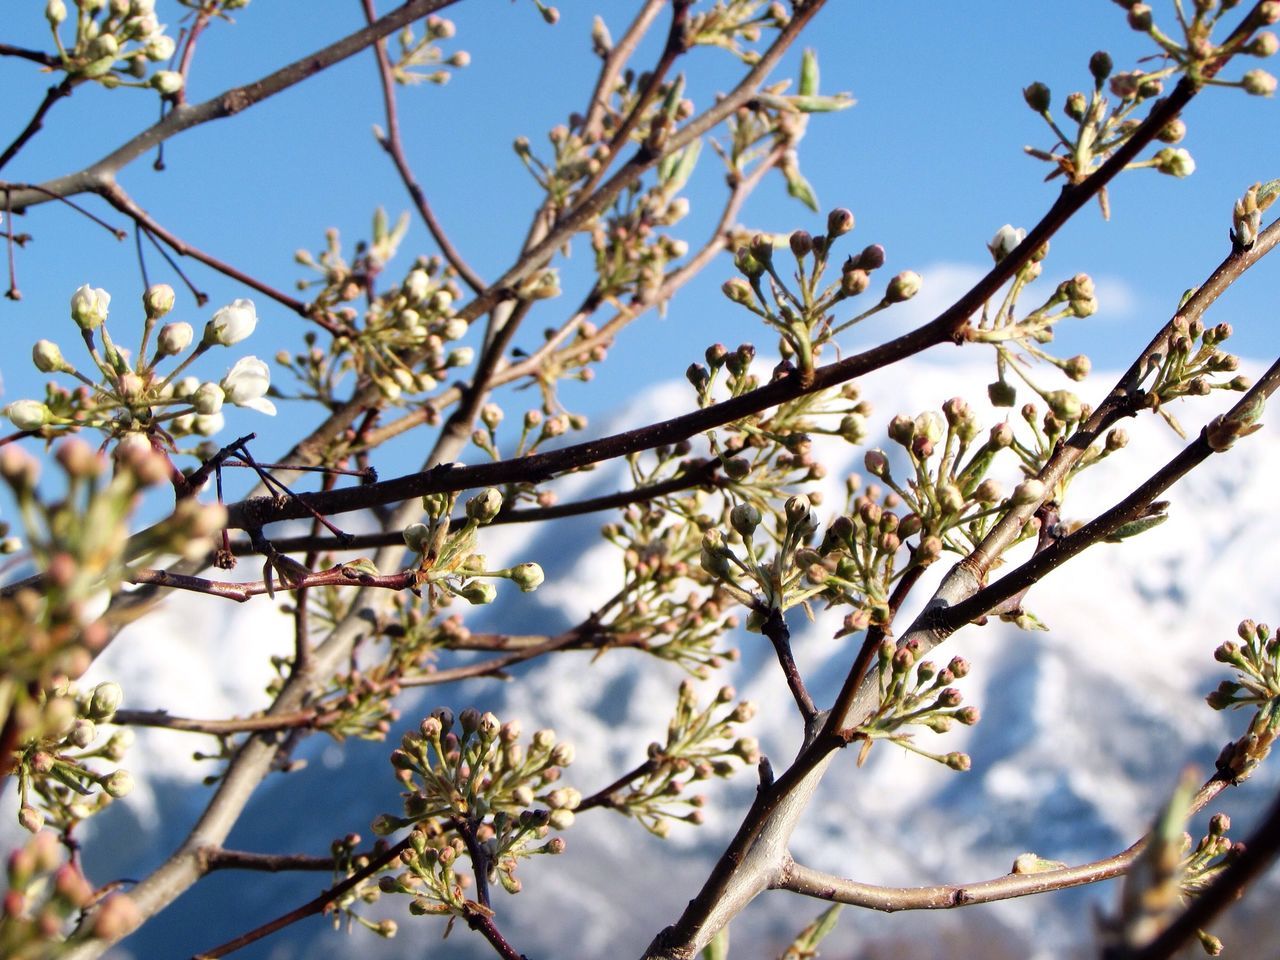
[2,2,1278,478]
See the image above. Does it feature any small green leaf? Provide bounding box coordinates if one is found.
[663,139,702,197]
[784,167,819,212]
[701,926,729,960]
[799,48,819,97]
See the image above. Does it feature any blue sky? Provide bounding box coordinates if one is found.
[2,2,1278,479]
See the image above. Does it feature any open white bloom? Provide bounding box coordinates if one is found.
[204,299,258,346]
[70,285,111,330]
[221,356,276,415]
[987,224,1027,263]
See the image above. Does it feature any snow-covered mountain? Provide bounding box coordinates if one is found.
[27,351,1280,960]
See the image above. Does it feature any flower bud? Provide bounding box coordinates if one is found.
[1242,69,1278,96]
[1089,50,1113,82]
[102,769,134,798]
[143,283,176,319]
[204,299,258,346]
[1153,147,1196,177]
[826,208,854,237]
[459,581,497,605]
[884,270,922,303]
[70,285,111,329]
[403,522,430,553]
[33,339,69,373]
[192,382,225,415]
[156,322,193,357]
[5,400,49,432]
[89,681,123,721]
[465,488,503,523]
[1023,82,1051,112]
[730,502,761,537]
[149,70,184,95]
[1011,478,1046,506]
[46,0,67,24]
[510,562,544,592]
[987,224,1026,263]
[789,230,813,258]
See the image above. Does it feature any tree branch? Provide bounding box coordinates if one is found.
[5,0,462,212]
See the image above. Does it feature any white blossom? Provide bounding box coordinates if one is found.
[204,299,258,346]
[221,356,276,415]
[987,224,1027,263]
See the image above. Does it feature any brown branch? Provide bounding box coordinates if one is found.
[95,181,342,328]
[283,0,832,467]
[942,355,1280,631]
[6,0,462,212]
[112,708,324,735]
[363,0,485,293]
[761,606,817,726]
[0,77,76,173]
[0,42,60,67]
[577,758,659,813]
[1128,784,1280,960]
[200,848,335,873]
[580,1,666,142]
[223,69,1222,537]
[126,564,415,602]
[223,458,722,556]
[191,836,412,958]
[568,0,691,206]
[775,777,1231,912]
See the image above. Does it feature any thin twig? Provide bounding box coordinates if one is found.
[774,777,1231,912]
[363,0,485,293]
[0,76,76,173]
[761,606,817,725]
[191,836,412,959]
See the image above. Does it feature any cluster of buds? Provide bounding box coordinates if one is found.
[598,486,740,678]
[588,132,696,305]
[0,439,223,682]
[45,0,182,94]
[685,2,792,64]
[801,479,906,633]
[5,285,275,447]
[700,493,823,615]
[720,208,910,379]
[853,641,978,770]
[2,830,141,954]
[1206,619,1280,781]
[389,14,468,85]
[1112,0,1276,97]
[863,401,1029,559]
[11,678,133,834]
[289,229,468,404]
[1022,46,1194,202]
[1230,178,1280,250]
[402,487,545,604]
[603,681,759,837]
[372,708,572,906]
[1143,316,1249,437]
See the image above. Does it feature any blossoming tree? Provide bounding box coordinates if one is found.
[2,2,1280,959]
